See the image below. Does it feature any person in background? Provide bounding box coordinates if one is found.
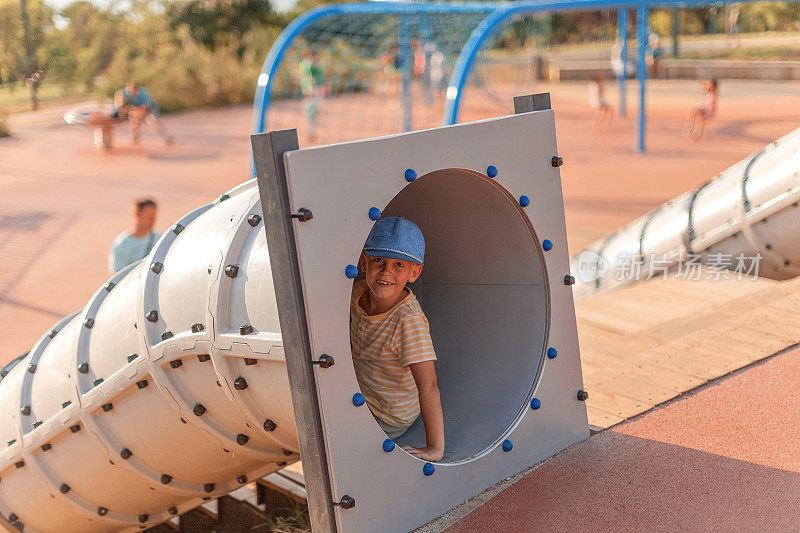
[299,49,327,144]
[589,74,614,128]
[685,78,718,141]
[113,81,174,146]
[109,198,161,273]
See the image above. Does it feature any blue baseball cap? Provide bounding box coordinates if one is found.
[363,217,425,265]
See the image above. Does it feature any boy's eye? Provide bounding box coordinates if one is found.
[395,262,404,269]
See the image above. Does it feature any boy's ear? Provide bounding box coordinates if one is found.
[409,264,423,283]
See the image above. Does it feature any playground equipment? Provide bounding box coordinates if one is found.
[253,0,774,155]
[0,95,589,532]
[570,125,800,299]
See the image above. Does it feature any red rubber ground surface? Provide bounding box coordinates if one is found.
[446,345,800,532]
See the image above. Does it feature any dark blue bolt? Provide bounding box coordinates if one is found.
[404,169,417,182]
[352,393,365,407]
[487,165,498,178]
[423,462,435,476]
[382,439,395,453]
[543,239,553,251]
[502,439,513,452]
[530,397,542,410]
[368,207,381,221]
[345,265,358,279]
[547,347,558,359]
[519,195,530,208]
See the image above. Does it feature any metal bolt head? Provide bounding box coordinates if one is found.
[101,403,113,412]
[244,358,258,366]
[160,474,172,484]
[127,354,138,363]
[282,448,294,456]
[236,434,249,445]
[41,443,51,451]
[263,419,277,432]
[161,331,174,341]
[138,514,149,523]
[237,475,247,484]
[83,318,94,329]
[150,262,163,274]
[564,274,576,285]
[219,193,231,202]
[27,364,36,374]
[240,324,254,335]
[77,362,89,374]
[20,405,30,416]
[169,359,182,369]
[197,354,210,363]
[247,214,262,227]
[98,507,108,516]
[193,403,207,417]
[168,507,178,515]
[314,354,335,369]
[191,323,205,333]
[59,483,70,494]
[551,156,564,167]
[234,377,248,390]
[203,483,215,493]
[292,208,314,222]
[577,389,589,401]
[146,310,158,323]
[339,495,356,509]
[8,513,18,522]
[172,224,184,235]
[14,460,24,468]
[136,380,148,389]
[225,264,239,278]
[69,424,81,433]
[120,448,133,459]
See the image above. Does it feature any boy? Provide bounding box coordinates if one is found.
[350,217,445,462]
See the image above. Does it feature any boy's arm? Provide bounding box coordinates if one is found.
[402,360,444,462]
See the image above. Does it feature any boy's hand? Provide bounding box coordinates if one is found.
[401,444,444,462]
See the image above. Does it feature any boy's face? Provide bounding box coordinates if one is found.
[359,252,422,305]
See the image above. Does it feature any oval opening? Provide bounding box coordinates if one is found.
[354,168,549,464]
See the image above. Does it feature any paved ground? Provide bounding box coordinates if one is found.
[1,79,799,361]
[443,344,800,532]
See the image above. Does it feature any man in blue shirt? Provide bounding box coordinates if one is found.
[113,81,174,145]
[109,198,162,273]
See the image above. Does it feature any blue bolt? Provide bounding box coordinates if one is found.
[502,439,513,452]
[542,239,553,251]
[487,165,498,178]
[352,393,365,407]
[382,439,395,453]
[547,347,558,359]
[345,265,358,279]
[368,207,381,221]
[404,169,417,182]
[519,195,530,208]
[423,462,435,476]
[530,397,541,410]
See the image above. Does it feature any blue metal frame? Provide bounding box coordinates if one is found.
[253,0,769,157]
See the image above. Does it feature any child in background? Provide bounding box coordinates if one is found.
[350,217,445,462]
[685,78,718,141]
[588,74,613,128]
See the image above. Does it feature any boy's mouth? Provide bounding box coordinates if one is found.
[376,280,393,287]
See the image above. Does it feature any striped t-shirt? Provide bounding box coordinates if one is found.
[350,279,437,428]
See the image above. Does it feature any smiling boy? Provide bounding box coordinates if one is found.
[350,217,445,462]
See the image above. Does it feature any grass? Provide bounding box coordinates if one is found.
[0,81,94,115]
[268,501,311,533]
[680,46,800,61]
